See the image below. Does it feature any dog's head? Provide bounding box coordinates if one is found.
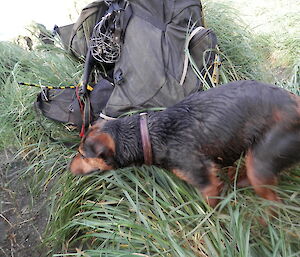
[70,121,116,175]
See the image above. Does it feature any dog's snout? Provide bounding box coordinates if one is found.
[69,152,112,175]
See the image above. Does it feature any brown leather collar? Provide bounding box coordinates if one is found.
[139,113,153,165]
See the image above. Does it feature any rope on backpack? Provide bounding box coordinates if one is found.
[18,82,94,91]
[212,48,221,85]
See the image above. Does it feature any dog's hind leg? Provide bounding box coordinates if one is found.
[245,123,300,202]
[245,150,280,202]
[172,161,222,207]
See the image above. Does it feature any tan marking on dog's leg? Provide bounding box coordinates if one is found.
[172,168,192,182]
[236,176,251,188]
[227,165,250,188]
[200,165,222,207]
[172,164,222,207]
[245,150,280,202]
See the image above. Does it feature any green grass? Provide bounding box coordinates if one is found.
[45,166,300,256]
[203,1,269,83]
[0,41,81,193]
[0,0,300,256]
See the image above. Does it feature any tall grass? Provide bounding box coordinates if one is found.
[203,2,269,83]
[0,41,81,193]
[0,0,299,256]
[45,166,300,256]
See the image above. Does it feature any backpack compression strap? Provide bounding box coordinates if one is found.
[180,26,220,89]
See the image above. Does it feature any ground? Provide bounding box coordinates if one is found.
[0,149,48,257]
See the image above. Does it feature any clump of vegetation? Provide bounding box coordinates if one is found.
[203,2,268,83]
[0,0,299,256]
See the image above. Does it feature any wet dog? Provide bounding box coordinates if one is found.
[70,80,300,207]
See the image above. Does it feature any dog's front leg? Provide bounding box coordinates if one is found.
[171,161,222,207]
[199,164,222,207]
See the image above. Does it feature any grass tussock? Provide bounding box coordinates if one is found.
[46,166,300,256]
[0,0,299,256]
[0,41,81,193]
[203,2,268,83]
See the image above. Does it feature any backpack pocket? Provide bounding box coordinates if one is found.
[35,88,82,127]
[187,27,218,88]
[35,78,114,128]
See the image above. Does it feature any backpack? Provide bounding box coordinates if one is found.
[37,0,220,131]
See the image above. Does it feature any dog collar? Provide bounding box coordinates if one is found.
[139,113,153,165]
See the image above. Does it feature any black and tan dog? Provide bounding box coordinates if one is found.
[70,80,300,207]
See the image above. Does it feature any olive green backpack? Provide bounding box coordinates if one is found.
[37,0,220,131]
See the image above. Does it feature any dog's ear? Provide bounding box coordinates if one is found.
[83,132,115,160]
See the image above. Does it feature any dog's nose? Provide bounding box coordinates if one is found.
[69,154,103,175]
[69,162,84,175]
[69,154,86,175]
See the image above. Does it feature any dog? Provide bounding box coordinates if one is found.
[70,80,300,207]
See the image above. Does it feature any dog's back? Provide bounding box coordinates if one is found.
[158,80,300,166]
[174,80,299,125]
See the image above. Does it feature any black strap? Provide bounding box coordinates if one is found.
[119,3,132,42]
[82,95,91,131]
[82,48,96,94]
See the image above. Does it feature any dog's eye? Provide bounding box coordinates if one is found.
[98,153,106,159]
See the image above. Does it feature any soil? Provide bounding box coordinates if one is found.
[0,149,49,257]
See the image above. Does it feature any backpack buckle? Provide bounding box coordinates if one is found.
[114,69,124,85]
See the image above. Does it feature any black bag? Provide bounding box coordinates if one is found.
[35,79,114,128]
[37,0,220,129]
